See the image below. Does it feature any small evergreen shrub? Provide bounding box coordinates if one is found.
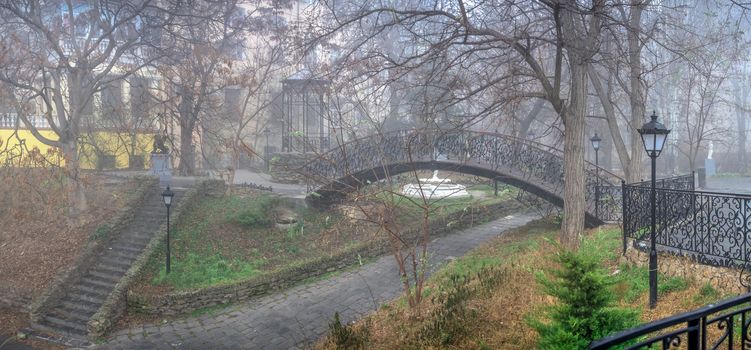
[529,249,639,350]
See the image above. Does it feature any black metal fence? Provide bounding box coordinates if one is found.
[589,292,751,349]
[596,174,694,224]
[630,173,696,190]
[622,174,751,268]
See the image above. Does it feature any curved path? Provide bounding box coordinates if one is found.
[96,212,537,350]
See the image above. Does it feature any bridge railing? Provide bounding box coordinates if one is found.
[302,129,622,222]
[589,292,751,349]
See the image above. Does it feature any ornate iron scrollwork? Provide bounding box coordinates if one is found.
[302,130,623,222]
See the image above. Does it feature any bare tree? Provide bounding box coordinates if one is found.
[0,0,168,215]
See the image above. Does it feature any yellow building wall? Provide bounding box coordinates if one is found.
[0,130,154,169]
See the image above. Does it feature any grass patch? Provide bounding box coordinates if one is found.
[612,264,689,303]
[151,253,264,289]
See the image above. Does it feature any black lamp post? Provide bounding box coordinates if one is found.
[264,128,271,171]
[590,133,602,219]
[161,186,174,274]
[637,111,670,309]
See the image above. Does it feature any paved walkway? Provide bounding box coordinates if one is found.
[230,170,307,198]
[704,176,751,195]
[95,212,537,350]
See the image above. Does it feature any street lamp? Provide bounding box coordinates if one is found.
[264,128,271,171]
[161,186,175,274]
[590,133,602,219]
[637,111,670,309]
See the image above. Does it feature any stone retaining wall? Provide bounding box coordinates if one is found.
[127,201,523,316]
[88,179,226,339]
[621,239,746,294]
[28,176,158,324]
[269,152,309,184]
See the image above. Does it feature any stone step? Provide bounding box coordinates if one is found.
[106,249,140,260]
[73,283,111,298]
[60,300,99,315]
[38,315,87,336]
[99,253,136,266]
[98,258,132,271]
[31,321,87,340]
[60,293,103,309]
[86,270,121,284]
[66,290,107,304]
[109,242,146,253]
[127,219,164,227]
[92,264,128,277]
[127,233,155,242]
[50,307,92,323]
[117,237,151,247]
[80,276,117,289]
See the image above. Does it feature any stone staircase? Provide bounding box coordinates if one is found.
[32,185,187,341]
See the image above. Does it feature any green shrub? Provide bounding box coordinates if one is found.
[328,312,368,349]
[226,195,279,228]
[529,249,639,350]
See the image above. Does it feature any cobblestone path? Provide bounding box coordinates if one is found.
[97,212,537,350]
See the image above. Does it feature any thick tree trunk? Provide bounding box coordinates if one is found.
[179,123,195,176]
[62,139,87,216]
[626,0,646,183]
[178,88,197,176]
[560,63,588,250]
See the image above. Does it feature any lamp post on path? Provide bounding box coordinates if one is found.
[162,186,174,274]
[638,111,670,309]
[590,133,602,219]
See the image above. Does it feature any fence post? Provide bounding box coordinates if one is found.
[622,180,627,256]
[687,318,700,350]
[691,170,696,190]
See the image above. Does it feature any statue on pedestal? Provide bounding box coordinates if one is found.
[152,133,169,154]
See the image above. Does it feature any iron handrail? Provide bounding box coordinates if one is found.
[589,293,751,349]
[303,129,623,182]
[637,186,751,199]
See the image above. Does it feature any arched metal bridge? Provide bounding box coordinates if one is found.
[298,130,623,226]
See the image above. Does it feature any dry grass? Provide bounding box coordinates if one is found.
[316,220,737,350]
